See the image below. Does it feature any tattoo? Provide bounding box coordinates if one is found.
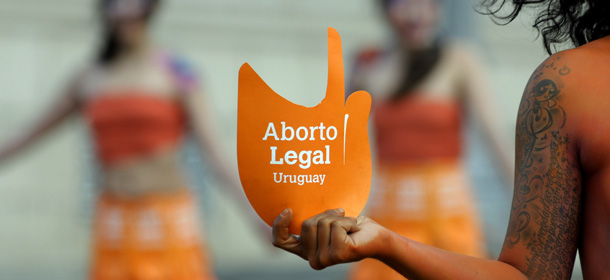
[504,56,581,279]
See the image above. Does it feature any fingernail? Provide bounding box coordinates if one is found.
[337,208,345,213]
[281,209,289,216]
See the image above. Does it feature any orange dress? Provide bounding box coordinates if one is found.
[84,94,216,280]
[350,96,486,280]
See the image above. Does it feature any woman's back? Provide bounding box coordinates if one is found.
[556,36,610,279]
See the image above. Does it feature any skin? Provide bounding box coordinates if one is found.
[0,8,248,213]
[0,4,276,243]
[273,36,610,279]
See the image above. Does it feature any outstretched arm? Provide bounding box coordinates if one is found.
[459,46,514,184]
[182,91,241,191]
[272,53,583,279]
[0,78,81,166]
[272,208,525,279]
[182,90,272,237]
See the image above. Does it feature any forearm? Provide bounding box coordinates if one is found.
[183,94,241,190]
[0,91,77,166]
[0,127,48,165]
[462,52,514,185]
[197,136,271,236]
[196,135,240,188]
[213,155,239,188]
[483,121,515,184]
[377,230,527,280]
[0,137,28,164]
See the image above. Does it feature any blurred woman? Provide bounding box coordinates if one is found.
[273,0,610,278]
[348,0,512,278]
[0,0,239,279]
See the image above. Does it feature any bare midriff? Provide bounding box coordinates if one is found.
[84,93,190,198]
[100,147,188,197]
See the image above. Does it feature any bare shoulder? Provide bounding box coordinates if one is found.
[534,41,610,91]
[444,40,479,57]
[442,40,485,65]
[353,46,386,68]
[63,63,98,103]
[526,51,584,110]
[529,44,610,135]
[551,39,610,171]
[498,48,586,279]
[440,40,490,84]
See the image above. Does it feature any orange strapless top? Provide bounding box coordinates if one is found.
[84,94,187,165]
[373,97,462,163]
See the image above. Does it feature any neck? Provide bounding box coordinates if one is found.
[117,37,154,63]
[126,36,152,55]
[395,33,438,52]
[397,38,439,54]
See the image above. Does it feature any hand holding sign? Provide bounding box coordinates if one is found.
[237,28,372,234]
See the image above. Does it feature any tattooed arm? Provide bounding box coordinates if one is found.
[272,54,582,280]
[497,54,582,279]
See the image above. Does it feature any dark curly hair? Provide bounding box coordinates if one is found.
[479,0,610,54]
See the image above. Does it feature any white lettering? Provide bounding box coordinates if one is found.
[309,126,318,140]
[285,150,297,165]
[319,123,326,140]
[281,122,294,141]
[263,122,279,140]
[270,146,283,164]
[273,172,283,183]
[272,173,327,186]
[296,127,308,141]
[298,150,312,169]
[326,126,337,140]
[312,150,324,165]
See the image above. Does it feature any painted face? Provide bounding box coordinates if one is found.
[103,0,150,46]
[386,0,441,49]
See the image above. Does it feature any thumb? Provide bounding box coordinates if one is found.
[272,208,293,243]
[272,208,305,258]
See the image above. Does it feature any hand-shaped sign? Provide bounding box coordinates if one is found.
[237,28,372,234]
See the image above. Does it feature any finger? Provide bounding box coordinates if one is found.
[272,209,292,242]
[331,217,360,246]
[301,208,345,269]
[308,216,352,268]
[356,215,368,226]
[327,217,361,264]
[316,209,346,259]
[272,209,302,256]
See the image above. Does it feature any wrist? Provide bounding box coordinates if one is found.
[374,227,409,265]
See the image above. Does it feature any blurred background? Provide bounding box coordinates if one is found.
[0,0,579,279]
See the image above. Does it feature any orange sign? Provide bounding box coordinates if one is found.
[237,28,372,234]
